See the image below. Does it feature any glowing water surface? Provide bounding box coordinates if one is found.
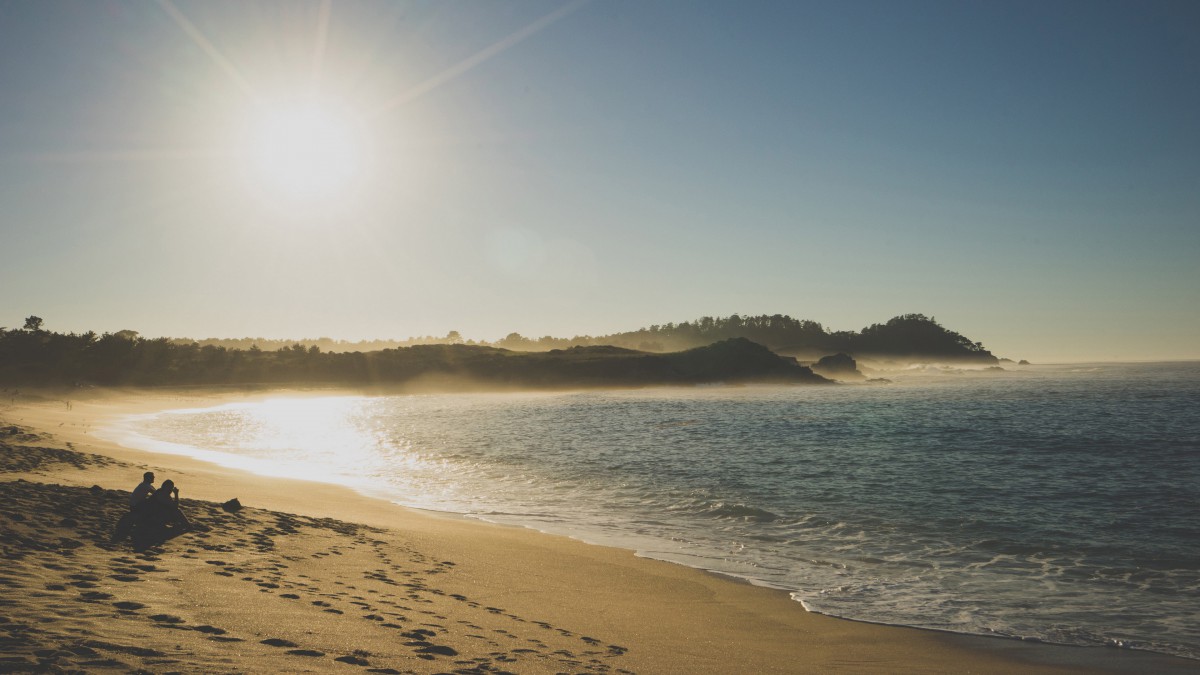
[102,363,1200,661]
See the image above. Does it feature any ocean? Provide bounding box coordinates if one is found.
[101,362,1200,661]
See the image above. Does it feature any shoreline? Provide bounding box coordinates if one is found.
[2,386,1196,673]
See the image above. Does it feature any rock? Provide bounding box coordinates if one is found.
[221,498,242,513]
[811,353,865,381]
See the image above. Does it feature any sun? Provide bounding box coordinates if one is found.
[239,99,367,203]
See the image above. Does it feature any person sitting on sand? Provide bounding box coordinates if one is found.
[129,471,156,512]
[147,479,192,530]
[113,471,158,543]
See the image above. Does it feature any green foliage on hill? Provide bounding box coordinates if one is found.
[0,312,994,389]
[0,325,827,389]
[170,313,996,364]
[496,313,996,363]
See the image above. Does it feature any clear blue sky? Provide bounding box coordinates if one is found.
[1,1,1197,362]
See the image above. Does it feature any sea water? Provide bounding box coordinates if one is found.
[102,362,1200,661]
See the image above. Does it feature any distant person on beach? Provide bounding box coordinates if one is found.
[130,471,155,512]
[148,479,192,530]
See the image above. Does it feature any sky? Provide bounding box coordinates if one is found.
[1,1,1197,363]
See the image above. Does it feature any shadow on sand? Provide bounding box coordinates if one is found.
[112,512,190,552]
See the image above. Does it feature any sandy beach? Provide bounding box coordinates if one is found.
[1,387,1194,674]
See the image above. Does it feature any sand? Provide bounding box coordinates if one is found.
[1,387,1195,674]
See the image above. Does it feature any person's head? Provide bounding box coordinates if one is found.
[143,471,154,484]
[160,479,174,492]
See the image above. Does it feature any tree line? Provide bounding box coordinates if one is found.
[164,313,995,363]
[0,312,995,387]
[0,316,826,388]
[489,313,994,363]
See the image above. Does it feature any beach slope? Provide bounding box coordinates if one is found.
[1,390,1193,674]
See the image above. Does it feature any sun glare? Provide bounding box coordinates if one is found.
[240,100,366,203]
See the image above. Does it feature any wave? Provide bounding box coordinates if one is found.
[99,369,1200,663]
[700,502,782,522]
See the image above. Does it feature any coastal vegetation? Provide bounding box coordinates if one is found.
[156,313,995,363]
[496,313,996,363]
[0,313,995,389]
[0,320,825,389]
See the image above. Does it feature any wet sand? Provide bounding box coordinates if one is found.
[1,387,1194,673]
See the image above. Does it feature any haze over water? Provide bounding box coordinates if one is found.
[106,362,1200,661]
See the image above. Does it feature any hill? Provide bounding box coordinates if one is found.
[494,313,997,364]
[0,328,828,390]
[169,313,997,365]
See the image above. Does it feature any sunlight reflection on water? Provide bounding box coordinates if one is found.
[103,364,1200,661]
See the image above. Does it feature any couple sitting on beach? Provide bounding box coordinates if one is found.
[129,471,192,531]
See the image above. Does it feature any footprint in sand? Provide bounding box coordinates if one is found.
[414,644,456,657]
[149,614,184,624]
[260,638,298,648]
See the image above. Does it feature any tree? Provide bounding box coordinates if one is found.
[497,332,532,350]
[23,316,43,332]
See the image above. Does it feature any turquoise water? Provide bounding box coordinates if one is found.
[107,363,1200,661]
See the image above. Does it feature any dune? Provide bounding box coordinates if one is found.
[0,388,1192,673]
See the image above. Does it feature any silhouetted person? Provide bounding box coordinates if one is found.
[114,471,156,543]
[130,471,156,513]
[148,479,192,530]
